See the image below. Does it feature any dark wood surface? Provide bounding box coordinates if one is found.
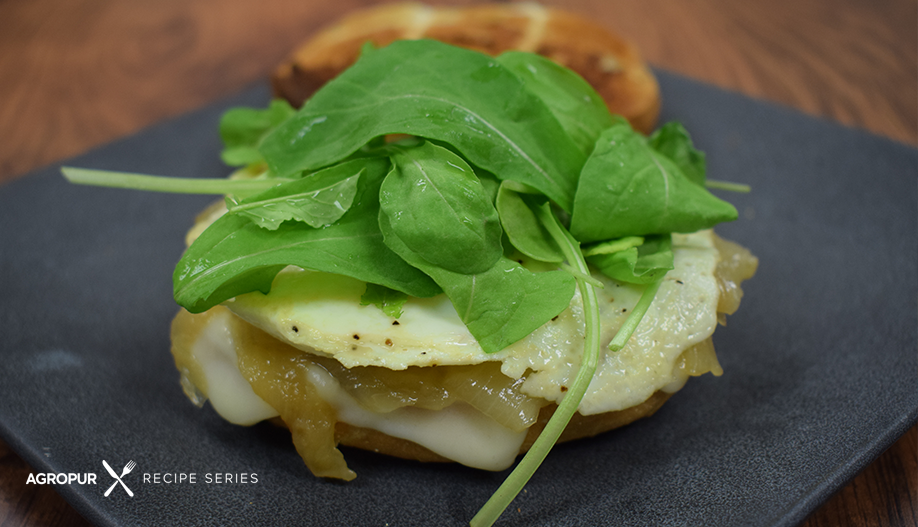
[0,1,915,526]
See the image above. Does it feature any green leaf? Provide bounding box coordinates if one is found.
[173,157,441,313]
[582,236,644,257]
[220,99,296,166]
[225,158,365,230]
[381,142,503,274]
[649,121,706,186]
[360,283,408,318]
[359,40,377,57]
[378,210,575,354]
[260,39,585,211]
[587,234,674,284]
[496,182,564,263]
[497,51,614,157]
[570,121,738,242]
[475,167,502,204]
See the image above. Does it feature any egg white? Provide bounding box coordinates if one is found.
[224,230,721,416]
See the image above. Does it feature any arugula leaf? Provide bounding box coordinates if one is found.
[260,39,585,211]
[220,99,296,167]
[582,236,645,256]
[496,182,564,263]
[378,210,575,354]
[471,165,501,204]
[360,283,408,318]
[497,51,614,156]
[587,234,674,284]
[381,141,503,274]
[173,157,441,313]
[225,159,364,230]
[570,120,738,242]
[649,121,706,186]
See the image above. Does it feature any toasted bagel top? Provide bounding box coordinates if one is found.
[271,3,660,134]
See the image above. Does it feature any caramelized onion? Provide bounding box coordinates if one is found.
[713,234,759,318]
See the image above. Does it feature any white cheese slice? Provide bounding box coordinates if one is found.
[188,308,279,426]
[184,311,526,470]
[305,364,527,470]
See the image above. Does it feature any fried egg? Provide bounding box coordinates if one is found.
[224,230,722,415]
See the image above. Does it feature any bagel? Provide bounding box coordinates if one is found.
[271,3,660,134]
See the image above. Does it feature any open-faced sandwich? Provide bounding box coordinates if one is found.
[63,4,757,525]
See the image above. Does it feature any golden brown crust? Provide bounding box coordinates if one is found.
[271,3,660,133]
[330,391,672,464]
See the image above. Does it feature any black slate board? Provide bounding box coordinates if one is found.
[1,71,915,527]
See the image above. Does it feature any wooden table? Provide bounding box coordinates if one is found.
[0,1,915,525]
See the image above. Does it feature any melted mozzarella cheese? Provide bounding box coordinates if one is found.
[184,308,279,426]
[182,311,527,470]
[305,365,527,470]
[226,230,721,415]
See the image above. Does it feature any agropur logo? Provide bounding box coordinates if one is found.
[26,459,136,497]
[28,459,259,494]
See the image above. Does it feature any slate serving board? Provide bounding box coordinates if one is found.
[1,71,915,526]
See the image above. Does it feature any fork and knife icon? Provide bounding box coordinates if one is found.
[103,459,136,497]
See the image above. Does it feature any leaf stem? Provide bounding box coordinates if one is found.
[608,279,663,352]
[705,179,751,193]
[61,166,289,195]
[470,203,601,527]
[560,263,604,289]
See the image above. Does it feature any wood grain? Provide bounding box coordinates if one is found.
[806,426,917,527]
[0,1,915,526]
